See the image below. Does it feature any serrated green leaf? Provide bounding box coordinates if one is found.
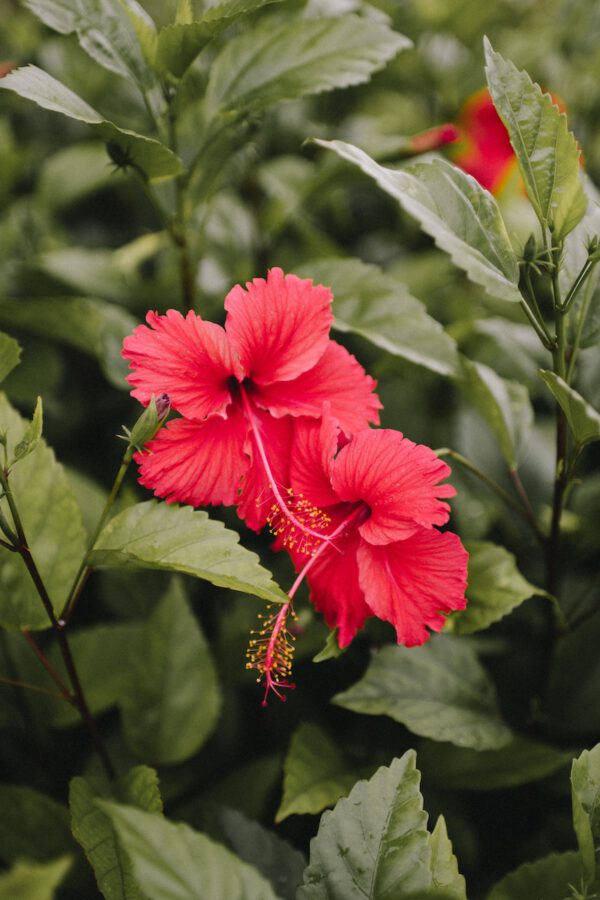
[317,140,521,303]
[446,541,543,635]
[100,802,280,899]
[23,0,156,92]
[0,785,74,864]
[207,16,410,115]
[333,638,513,750]
[156,0,283,78]
[484,38,586,240]
[418,738,572,791]
[297,752,432,899]
[89,500,287,604]
[561,178,600,348]
[571,744,600,882]
[429,817,467,900]
[0,296,139,390]
[313,628,343,663]
[0,332,21,383]
[540,370,600,446]
[276,723,360,822]
[297,258,459,377]
[219,807,306,900]
[486,851,586,900]
[460,357,533,467]
[0,394,87,629]
[70,767,162,900]
[0,66,181,182]
[12,397,43,464]
[0,856,72,900]
[47,622,143,727]
[120,579,221,765]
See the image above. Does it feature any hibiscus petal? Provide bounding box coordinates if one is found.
[236,409,294,532]
[135,407,248,507]
[253,341,381,433]
[357,529,468,646]
[224,268,333,385]
[289,407,340,509]
[302,524,372,648]
[123,310,242,419]
[332,430,455,544]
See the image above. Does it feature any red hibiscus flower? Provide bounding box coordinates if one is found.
[277,409,468,649]
[122,268,381,529]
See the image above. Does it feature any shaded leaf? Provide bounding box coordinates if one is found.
[219,807,306,900]
[276,722,360,822]
[333,638,513,750]
[298,258,459,377]
[12,397,43,464]
[207,16,410,114]
[419,738,572,791]
[0,296,142,390]
[546,611,600,736]
[486,851,585,900]
[0,66,181,182]
[156,0,283,78]
[89,500,287,604]
[0,785,74,864]
[0,332,21,384]
[70,766,162,900]
[460,357,533,467]
[484,38,586,239]
[446,541,543,635]
[297,752,432,899]
[317,141,521,303]
[571,744,600,882]
[0,395,87,629]
[313,628,343,663]
[540,370,600,446]
[0,856,72,900]
[100,802,280,899]
[120,579,221,765]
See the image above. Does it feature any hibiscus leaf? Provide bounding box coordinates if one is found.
[0,332,21,383]
[0,786,74,865]
[317,140,521,304]
[206,16,410,114]
[0,395,87,630]
[485,851,586,900]
[0,296,139,390]
[446,541,544,635]
[418,738,572,791]
[484,38,586,240]
[539,370,600,446]
[99,802,280,900]
[297,752,433,899]
[12,396,43,464]
[156,0,283,79]
[0,66,181,182]
[0,857,72,900]
[88,500,287,604]
[460,357,533,468]
[275,722,362,822]
[571,744,600,883]
[70,766,162,900]
[218,807,306,900]
[23,0,157,92]
[333,638,513,751]
[119,578,221,765]
[429,816,468,900]
[298,257,459,378]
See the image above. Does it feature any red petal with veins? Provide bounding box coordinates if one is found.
[332,430,455,544]
[224,267,333,385]
[254,341,381,433]
[236,408,294,532]
[289,407,340,509]
[123,310,242,420]
[135,406,248,508]
[357,529,468,646]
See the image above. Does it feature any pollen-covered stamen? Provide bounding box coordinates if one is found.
[267,487,331,556]
[239,383,334,548]
[246,602,296,706]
